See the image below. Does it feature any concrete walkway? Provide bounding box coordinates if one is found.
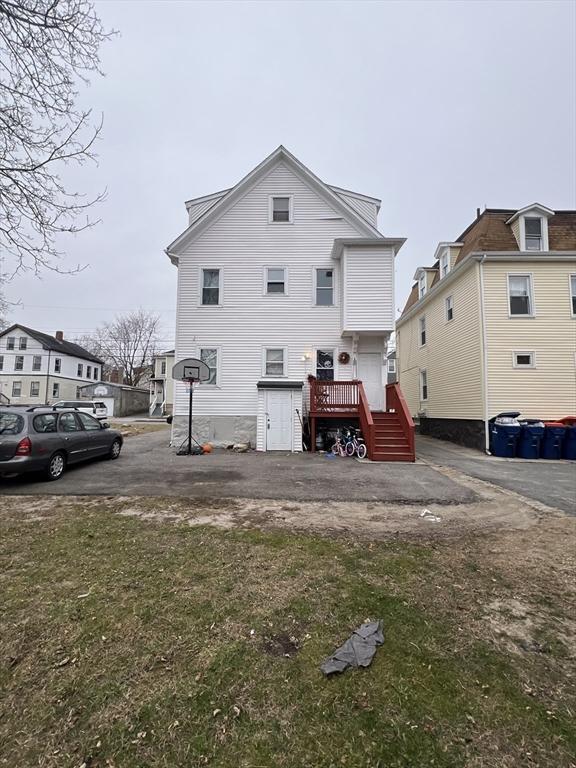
[416,435,575,515]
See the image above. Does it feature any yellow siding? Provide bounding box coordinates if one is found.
[483,261,576,419]
[397,263,483,419]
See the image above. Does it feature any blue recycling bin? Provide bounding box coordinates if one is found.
[490,422,522,458]
[562,425,576,460]
[541,423,566,460]
[517,422,545,459]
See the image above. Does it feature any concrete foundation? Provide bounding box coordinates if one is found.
[418,417,486,451]
[172,414,257,450]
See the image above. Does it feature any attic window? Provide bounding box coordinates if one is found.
[418,274,426,299]
[524,217,542,250]
[270,196,292,223]
[440,251,450,278]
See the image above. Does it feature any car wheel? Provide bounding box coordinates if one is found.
[45,451,66,481]
[108,438,122,460]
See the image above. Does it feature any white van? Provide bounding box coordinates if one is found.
[52,400,108,421]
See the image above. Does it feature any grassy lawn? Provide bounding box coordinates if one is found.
[1,498,575,768]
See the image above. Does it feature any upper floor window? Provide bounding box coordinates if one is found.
[200,348,218,385]
[440,251,450,278]
[30,381,40,397]
[32,356,41,371]
[445,295,454,322]
[419,316,426,346]
[524,217,542,250]
[264,348,286,377]
[6,337,15,350]
[19,337,27,350]
[418,274,426,299]
[161,361,166,375]
[202,268,220,305]
[0,355,3,371]
[266,267,286,294]
[508,274,533,316]
[14,355,24,371]
[54,357,62,373]
[93,367,98,380]
[571,274,576,316]
[315,268,333,306]
[77,363,83,377]
[52,382,60,398]
[87,365,92,378]
[420,369,428,401]
[388,358,396,374]
[270,196,292,223]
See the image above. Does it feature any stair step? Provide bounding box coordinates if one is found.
[371,454,414,462]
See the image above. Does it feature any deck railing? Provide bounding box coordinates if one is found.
[386,382,415,461]
[357,381,375,458]
[309,379,360,414]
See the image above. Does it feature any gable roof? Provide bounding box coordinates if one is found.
[166,146,383,261]
[0,324,104,364]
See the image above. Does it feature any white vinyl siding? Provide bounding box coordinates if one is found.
[341,245,395,333]
[329,189,378,226]
[173,161,365,420]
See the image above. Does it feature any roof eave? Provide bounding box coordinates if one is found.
[331,237,406,260]
[506,203,555,225]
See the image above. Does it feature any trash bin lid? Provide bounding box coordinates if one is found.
[544,422,566,428]
[559,416,576,426]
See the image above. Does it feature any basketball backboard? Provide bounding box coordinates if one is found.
[172,357,211,382]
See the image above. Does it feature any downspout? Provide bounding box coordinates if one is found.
[478,255,490,453]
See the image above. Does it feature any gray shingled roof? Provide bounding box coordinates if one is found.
[1,324,104,364]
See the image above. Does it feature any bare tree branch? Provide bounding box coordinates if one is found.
[0,0,115,277]
[76,310,160,388]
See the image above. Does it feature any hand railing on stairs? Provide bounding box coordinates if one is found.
[357,382,375,458]
[385,383,415,461]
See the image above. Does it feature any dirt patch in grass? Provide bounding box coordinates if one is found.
[0,492,575,767]
[109,421,170,438]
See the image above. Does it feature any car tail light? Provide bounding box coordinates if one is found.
[16,437,32,456]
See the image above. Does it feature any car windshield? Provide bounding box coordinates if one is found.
[0,412,24,435]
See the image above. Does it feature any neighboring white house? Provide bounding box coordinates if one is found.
[0,325,103,405]
[165,146,411,457]
[149,349,175,416]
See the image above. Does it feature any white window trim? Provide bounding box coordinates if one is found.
[199,266,223,307]
[418,274,427,299]
[419,369,428,401]
[445,295,454,322]
[12,381,22,397]
[30,381,40,397]
[512,351,536,369]
[570,273,576,318]
[262,346,288,378]
[14,355,24,371]
[507,272,535,318]
[388,358,396,373]
[314,347,337,380]
[519,215,549,252]
[54,357,62,372]
[268,195,293,224]
[418,315,427,347]
[18,337,27,350]
[440,250,450,278]
[263,266,288,296]
[313,266,336,307]
[198,346,221,388]
[6,337,15,350]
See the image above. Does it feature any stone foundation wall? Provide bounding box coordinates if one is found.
[171,415,257,450]
[418,417,486,451]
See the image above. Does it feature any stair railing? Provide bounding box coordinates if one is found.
[357,381,375,459]
[386,383,415,461]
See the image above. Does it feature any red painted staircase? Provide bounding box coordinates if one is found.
[371,411,414,462]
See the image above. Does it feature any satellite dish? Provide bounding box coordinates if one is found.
[172,357,210,382]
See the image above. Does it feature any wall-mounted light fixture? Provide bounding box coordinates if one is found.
[301,353,311,362]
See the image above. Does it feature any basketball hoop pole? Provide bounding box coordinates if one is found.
[187,378,194,455]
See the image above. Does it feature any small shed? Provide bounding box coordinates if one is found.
[78,381,149,417]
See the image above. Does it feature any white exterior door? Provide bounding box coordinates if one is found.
[100,397,115,417]
[266,390,293,450]
[358,353,383,410]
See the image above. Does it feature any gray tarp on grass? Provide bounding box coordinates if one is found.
[321,620,384,676]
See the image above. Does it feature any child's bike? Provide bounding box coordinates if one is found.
[345,429,367,459]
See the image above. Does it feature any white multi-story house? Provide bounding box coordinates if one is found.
[165,146,414,460]
[396,205,576,450]
[149,349,175,416]
[0,325,104,405]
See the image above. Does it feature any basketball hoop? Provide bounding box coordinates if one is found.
[171,358,211,455]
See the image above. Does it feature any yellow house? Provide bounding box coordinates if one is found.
[396,204,576,450]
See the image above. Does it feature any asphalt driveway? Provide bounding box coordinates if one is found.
[417,435,576,515]
[1,428,476,505]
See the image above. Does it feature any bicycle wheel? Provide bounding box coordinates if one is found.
[331,442,340,455]
[356,442,367,459]
[345,440,355,456]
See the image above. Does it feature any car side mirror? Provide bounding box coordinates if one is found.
[101,422,110,429]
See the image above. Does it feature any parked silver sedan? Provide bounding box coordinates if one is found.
[0,407,123,481]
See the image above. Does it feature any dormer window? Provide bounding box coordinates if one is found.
[270,196,292,223]
[440,250,450,278]
[418,274,426,299]
[524,218,542,250]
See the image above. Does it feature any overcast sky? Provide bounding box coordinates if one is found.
[4,0,576,348]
